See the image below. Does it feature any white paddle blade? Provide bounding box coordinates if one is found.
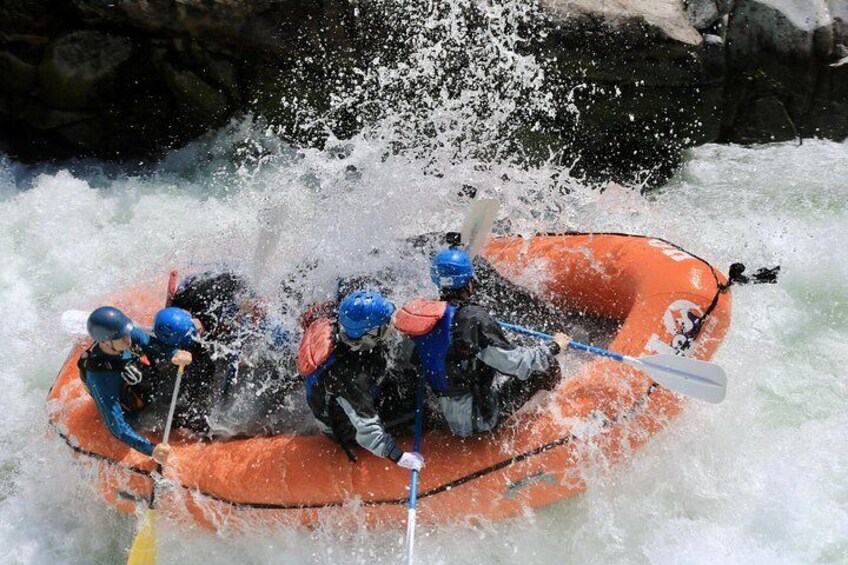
[61,310,91,336]
[460,198,500,258]
[252,202,288,284]
[631,354,727,404]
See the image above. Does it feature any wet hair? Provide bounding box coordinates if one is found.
[171,271,249,335]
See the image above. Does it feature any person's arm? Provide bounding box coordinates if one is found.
[477,343,554,381]
[138,327,192,368]
[334,385,404,462]
[85,370,155,457]
[462,306,558,381]
[333,393,423,470]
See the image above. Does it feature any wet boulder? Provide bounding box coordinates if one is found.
[684,0,731,30]
[541,0,703,46]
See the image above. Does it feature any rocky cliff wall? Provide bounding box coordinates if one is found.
[0,0,845,184]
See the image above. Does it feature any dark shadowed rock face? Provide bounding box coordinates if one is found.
[721,0,848,144]
[0,0,845,184]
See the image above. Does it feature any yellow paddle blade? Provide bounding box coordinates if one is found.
[127,508,157,565]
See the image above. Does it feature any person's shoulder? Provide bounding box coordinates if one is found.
[139,331,179,360]
[460,302,489,314]
[456,303,495,324]
[83,359,120,380]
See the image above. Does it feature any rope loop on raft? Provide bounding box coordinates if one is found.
[720,263,780,291]
[677,262,780,353]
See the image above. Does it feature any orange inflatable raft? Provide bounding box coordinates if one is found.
[47,233,732,530]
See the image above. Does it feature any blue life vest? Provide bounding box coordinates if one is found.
[395,300,458,395]
[410,304,456,394]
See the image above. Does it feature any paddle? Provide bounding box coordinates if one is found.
[127,365,185,565]
[252,202,287,287]
[460,198,500,258]
[497,321,727,404]
[403,373,426,565]
[61,310,91,336]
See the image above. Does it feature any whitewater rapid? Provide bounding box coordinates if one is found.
[2,0,848,559]
[0,136,846,564]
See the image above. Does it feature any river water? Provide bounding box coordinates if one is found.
[1,1,847,562]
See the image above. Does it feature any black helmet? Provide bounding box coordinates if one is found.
[87,307,133,342]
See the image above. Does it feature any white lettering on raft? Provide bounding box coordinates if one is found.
[647,239,695,262]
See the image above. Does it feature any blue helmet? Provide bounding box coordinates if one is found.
[431,247,475,290]
[154,307,197,348]
[87,306,134,343]
[338,291,395,339]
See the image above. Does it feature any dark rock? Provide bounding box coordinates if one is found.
[71,0,265,39]
[535,1,713,185]
[687,33,727,146]
[4,94,93,130]
[0,0,74,37]
[685,0,731,30]
[730,95,799,143]
[0,51,38,95]
[720,0,848,144]
[156,58,229,122]
[38,31,133,110]
[728,0,821,60]
[804,65,848,138]
[0,0,844,178]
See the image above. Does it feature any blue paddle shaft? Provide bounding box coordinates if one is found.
[405,374,426,564]
[496,321,624,362]
[408,374,426,512]
[408,470,419,511]
[496,321,728,404]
